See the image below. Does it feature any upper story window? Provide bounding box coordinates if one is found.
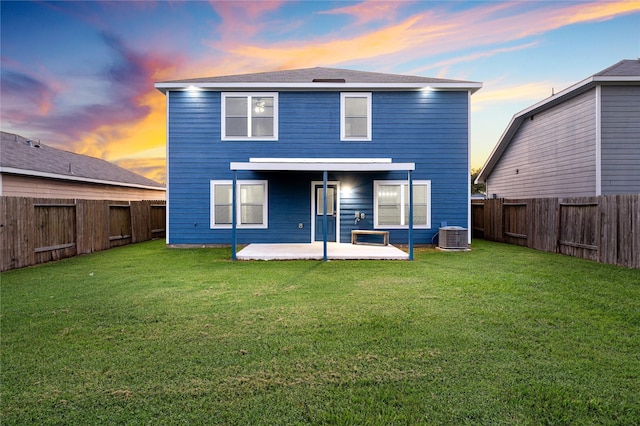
[222,93,278,140]
[341,92,371,141]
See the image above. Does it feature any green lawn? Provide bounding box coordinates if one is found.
[1,240,639,425]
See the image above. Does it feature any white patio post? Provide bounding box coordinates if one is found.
[323,170,328,262]
[408,169,414,261]
[232,170,237,261]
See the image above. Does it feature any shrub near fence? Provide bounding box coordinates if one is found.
[0,197,165,272]
[472,194,640,268]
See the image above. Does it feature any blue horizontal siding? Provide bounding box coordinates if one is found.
[167,90,469,245]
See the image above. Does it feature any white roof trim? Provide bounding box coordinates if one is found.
[249,157,392,164]
[0,167,166,191]
[501,74,640,128]
[155,82,482,93]
[231,159,414,172]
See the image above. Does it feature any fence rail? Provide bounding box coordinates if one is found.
[1,197,166,272]
[471,195,639,268]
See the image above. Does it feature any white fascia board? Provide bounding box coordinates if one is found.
[516,77,595,118]
[515,73,639,118]
[0,167,166,191]
[155,81,482,93]
[231,162,415,172]
[593,76,640,83]
[249,158,392,164]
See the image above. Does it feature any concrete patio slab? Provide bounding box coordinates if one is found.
[236,242,409,260]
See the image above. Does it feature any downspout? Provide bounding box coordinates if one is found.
[165,91,170,245]
[467,90,472,245]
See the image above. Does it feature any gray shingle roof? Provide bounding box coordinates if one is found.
[0,131,164,189]
[595,59,640,77]
[159,66,475,85]
[156,67,482,94]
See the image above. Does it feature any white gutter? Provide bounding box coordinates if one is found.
[0,167,166,191]
[155,81,482,93]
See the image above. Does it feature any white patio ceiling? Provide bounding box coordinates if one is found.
[230,158,415,172]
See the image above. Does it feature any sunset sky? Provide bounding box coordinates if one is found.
[2,1,639,184]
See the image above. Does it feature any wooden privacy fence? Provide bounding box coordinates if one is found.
[472,194,639,268]
[1,197,166,272]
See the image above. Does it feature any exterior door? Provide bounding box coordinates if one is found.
[314,183,337,242]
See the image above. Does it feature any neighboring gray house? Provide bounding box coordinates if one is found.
[1,131,165,200]
[476,59,640,198]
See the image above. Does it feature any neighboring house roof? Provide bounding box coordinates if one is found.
[0,131,165,190]
[155,66,482,93]
[476,59,640,184]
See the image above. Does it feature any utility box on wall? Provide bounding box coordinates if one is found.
[438,226,468,250]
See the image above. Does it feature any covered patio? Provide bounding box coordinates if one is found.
[230,158,417,262]
[237,242,409,260]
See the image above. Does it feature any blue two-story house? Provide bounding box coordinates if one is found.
[155,67,481,259]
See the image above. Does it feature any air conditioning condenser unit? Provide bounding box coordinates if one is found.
[438,226,469,250]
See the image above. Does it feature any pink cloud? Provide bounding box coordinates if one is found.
[205,13,453,71]
[209,1,286,40]
[409,42,540,76]
[203,1,639,74]
[319,0,410,25]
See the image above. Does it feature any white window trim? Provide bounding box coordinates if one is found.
[210,180,268,229]
[221,92,278,141]
[373,180,431,229]
[340,92,371,141]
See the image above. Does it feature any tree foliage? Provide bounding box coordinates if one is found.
[471,168,486,195]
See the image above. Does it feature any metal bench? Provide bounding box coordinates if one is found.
[351,230,389,246]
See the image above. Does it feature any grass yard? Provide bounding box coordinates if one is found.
[1,240,639,425]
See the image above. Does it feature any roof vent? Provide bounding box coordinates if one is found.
[312,78,346,83]
[24,139,41,148]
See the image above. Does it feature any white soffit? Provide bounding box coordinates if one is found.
[231,158,414,172]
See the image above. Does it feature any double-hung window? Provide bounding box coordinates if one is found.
[374,180,431,229]
[210,180,268,228]
[222,93,278,140]
[341,92,371,141]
